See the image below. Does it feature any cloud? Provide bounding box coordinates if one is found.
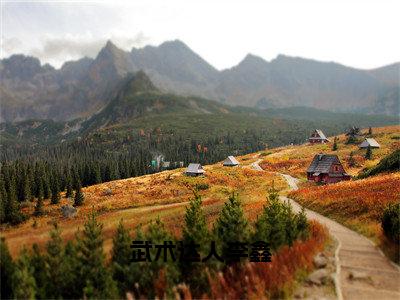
[1,37,24,56]
[28,32,150,68]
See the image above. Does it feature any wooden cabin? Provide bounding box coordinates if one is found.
[223,156,240,167]
[309,130,329,144]
[185,163,205,177]
[307,154,350,184]
[359,138,380,149]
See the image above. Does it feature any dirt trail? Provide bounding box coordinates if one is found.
[280,173,400,300]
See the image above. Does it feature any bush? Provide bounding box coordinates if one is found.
[195,183,209,191]
[358,149,400,178]
[381,203,400,243]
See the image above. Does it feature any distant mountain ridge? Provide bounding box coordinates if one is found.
[0,39,399,122]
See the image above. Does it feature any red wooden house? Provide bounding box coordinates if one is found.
[309,130,329,144]
[307,154,350,184]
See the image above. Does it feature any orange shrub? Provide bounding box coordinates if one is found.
[204,221,327,299]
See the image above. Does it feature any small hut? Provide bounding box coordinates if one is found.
[307,154,350,184]
[359,138,380,149]
[309,130,329,144]
[185,163,205,177]
[223,156,240,167]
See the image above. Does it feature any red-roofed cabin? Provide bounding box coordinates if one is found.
[307,154,351,184]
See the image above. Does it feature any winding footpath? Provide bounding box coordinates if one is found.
[252,158,400,299]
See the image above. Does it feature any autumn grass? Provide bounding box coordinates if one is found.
[259,125,400,179]
[289,173,400,262]
[1,156,286,258]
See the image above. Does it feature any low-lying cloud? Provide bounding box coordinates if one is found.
[3,32,150,68]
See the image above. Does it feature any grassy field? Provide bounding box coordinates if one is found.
[2,125,399,260]
[289,173,400,240]
[259,125,400,179]
[2,155,286,258]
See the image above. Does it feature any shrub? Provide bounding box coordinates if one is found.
[358,149,400,178]
[381,203,400,243]
[195,183,209,191]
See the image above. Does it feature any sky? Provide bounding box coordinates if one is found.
[1,0,399,70]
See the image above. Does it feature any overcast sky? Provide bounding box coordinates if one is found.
[1,0,399,70]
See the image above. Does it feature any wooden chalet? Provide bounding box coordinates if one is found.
[223,156,240,167]
[185,163,205,177]
[307,154,350,184]
[359,138,380,149]
[309,130,329,144]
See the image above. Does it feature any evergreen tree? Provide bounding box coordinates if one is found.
[365,145,373,160]
[19,170,32,202]
[50,176,61,204]
[65,172,73,198]
[254,190,286,251]
[181,191,211,295]
[0,238,15,300]
[0,175,6,223]
[77,212,117,298]
[296,207,309,240]
[332,137,338,151]
[45,224,64,298]
[34,195,44,217]
[130,219,180,298]
[111,219,132,293]
[348,151,356,167]
[74,181,84,206]
[13,249,37,300]
[4,172,24,224]
[60,241,80,299]
[42,172,51,200]
[368,127,373,135]
[214,192,250,260]
[31,244,48,299]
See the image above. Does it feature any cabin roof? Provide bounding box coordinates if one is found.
[186,163,204,173]
[307,154,341,174]
[223,155,240,166]
[309,129,329,141]
[359,138,380,148]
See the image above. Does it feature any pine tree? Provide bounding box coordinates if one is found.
[31,244,48,299]
[332,137,338,151]
[214,192,250,260]
[0,175,6,223]
[73,181,84,206]
[131,219,180,298]
[365,146,373,160]
[181,191,211,295]
[4,171,24,224]
[42,172,51,200]
[60,241,80,299]
[111,220,132,293]
[348,151,356,167]
[20,170,32,202]
[368,127,373,136]
[13,249,37,299]
[254,190,286,251]
[45,224,64,298]
[34,195,44,217]
[50,176,61,204]
[65,172,73,198]
[296,207,309,240]
[1,238,15,300]
[77,212,117,298]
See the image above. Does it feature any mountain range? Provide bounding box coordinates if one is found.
[0,39,399,122]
